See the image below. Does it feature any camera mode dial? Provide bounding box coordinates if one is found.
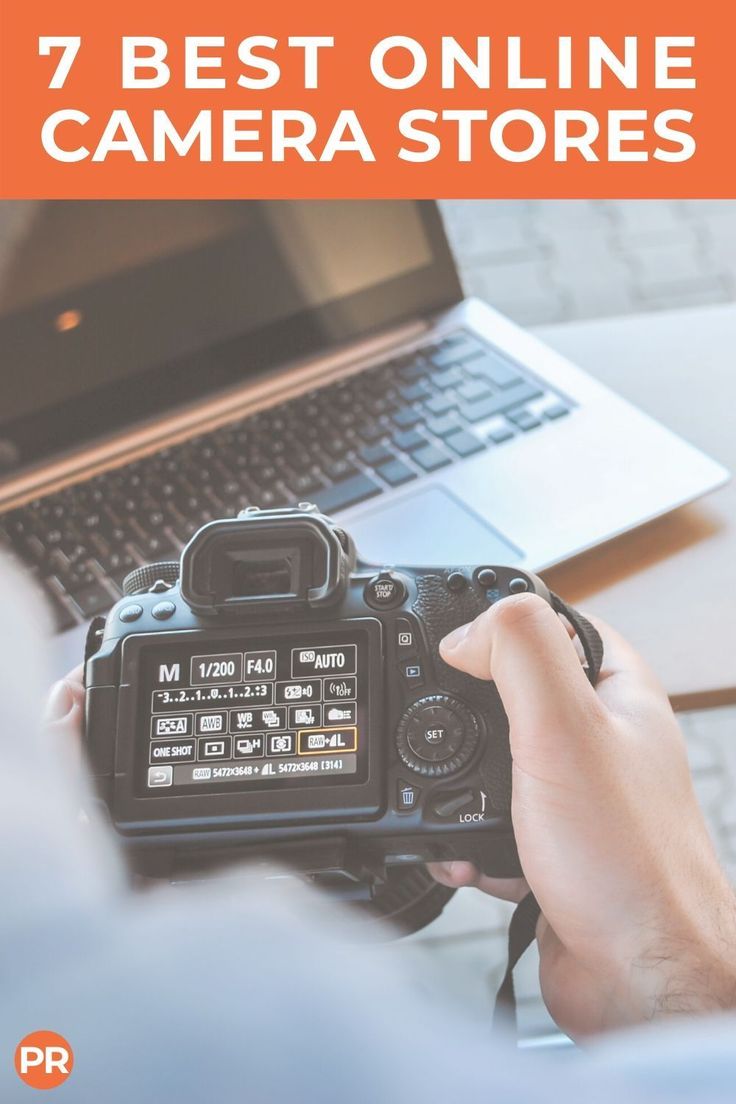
[396,694,480,777]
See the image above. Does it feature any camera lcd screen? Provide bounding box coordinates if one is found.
[136,630,370,797]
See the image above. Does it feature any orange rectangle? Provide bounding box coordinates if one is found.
[0,0,733,198]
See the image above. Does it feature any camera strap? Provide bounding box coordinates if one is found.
[491,595,603,1034]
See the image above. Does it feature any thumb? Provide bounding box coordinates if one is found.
[439,593,607,774]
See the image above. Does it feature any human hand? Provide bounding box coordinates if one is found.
[428,594,736,1037]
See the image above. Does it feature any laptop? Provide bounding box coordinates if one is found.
[0,199,728,672]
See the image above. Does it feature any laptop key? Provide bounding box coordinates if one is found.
[508,408,543,431]
[400,380,433,402]
[542,402,570,420]
[426,415,462,438]
[464,351,523,389]
[413,445,452,472]
[396,358,426,382]
[358,442,396,466]
[459,380,544,423]
[445,430,486,458]
[70,581,115,618]
[391,407,423,429]
[424,393,457,417]
[323,458,358,482]
[393,428,428,452]
[431,366,464,390]
[258,488,290,508]
[487,424,516,444]
[356,419,385,441]
[287,471,324,496]
[456,378,493,402]
[312,473,383,514]
[376,459,418,487]
[430,337,485,369]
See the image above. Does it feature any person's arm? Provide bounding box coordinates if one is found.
[429,593,736,1037]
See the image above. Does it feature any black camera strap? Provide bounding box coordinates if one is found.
[492,595,604,1033]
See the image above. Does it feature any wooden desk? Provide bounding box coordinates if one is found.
[533,304,736,711]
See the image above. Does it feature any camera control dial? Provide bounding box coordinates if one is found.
[396,695,480,777]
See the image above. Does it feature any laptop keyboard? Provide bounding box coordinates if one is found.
[0,329,570,632]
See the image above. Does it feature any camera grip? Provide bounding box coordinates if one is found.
[412,573,513,816]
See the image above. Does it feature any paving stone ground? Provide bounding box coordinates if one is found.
[392,202,736,1037]
[440,199,736,325]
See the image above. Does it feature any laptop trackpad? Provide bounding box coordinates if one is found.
[347,487,523,566]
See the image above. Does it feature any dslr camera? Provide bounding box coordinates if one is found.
[85,504,601,929]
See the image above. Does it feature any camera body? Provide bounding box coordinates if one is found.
[85,504,554,893]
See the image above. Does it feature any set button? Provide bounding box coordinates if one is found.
[396,694,480,777]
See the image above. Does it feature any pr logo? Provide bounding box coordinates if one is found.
[14,1031,73,1090]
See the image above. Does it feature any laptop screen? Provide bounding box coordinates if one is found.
[0,201,461,475]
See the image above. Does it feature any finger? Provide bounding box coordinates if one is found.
[581,613,668,710]
[427,861,529,903]
[440,593,606,742]
[45,666,86,767]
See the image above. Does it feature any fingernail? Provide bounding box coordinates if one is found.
[440,623,470,651]
[44,680,74,723]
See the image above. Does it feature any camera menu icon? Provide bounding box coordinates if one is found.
[148,765,173,788]
[229,707,285,732]
[195,711,227,736]
[291,644,357,678]
[324,703,356,725]
[275,680,321,704]
[152,714,192,738]
[234,735,265,758]
[198,737,232,761]
[266,732,295,757]
[323,677,357,701]
[287,704,322,728]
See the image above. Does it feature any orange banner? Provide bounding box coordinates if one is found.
[0,0,733,198]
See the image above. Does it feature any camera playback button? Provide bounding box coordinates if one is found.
[364,571,406,609]
[400,659,425,688]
